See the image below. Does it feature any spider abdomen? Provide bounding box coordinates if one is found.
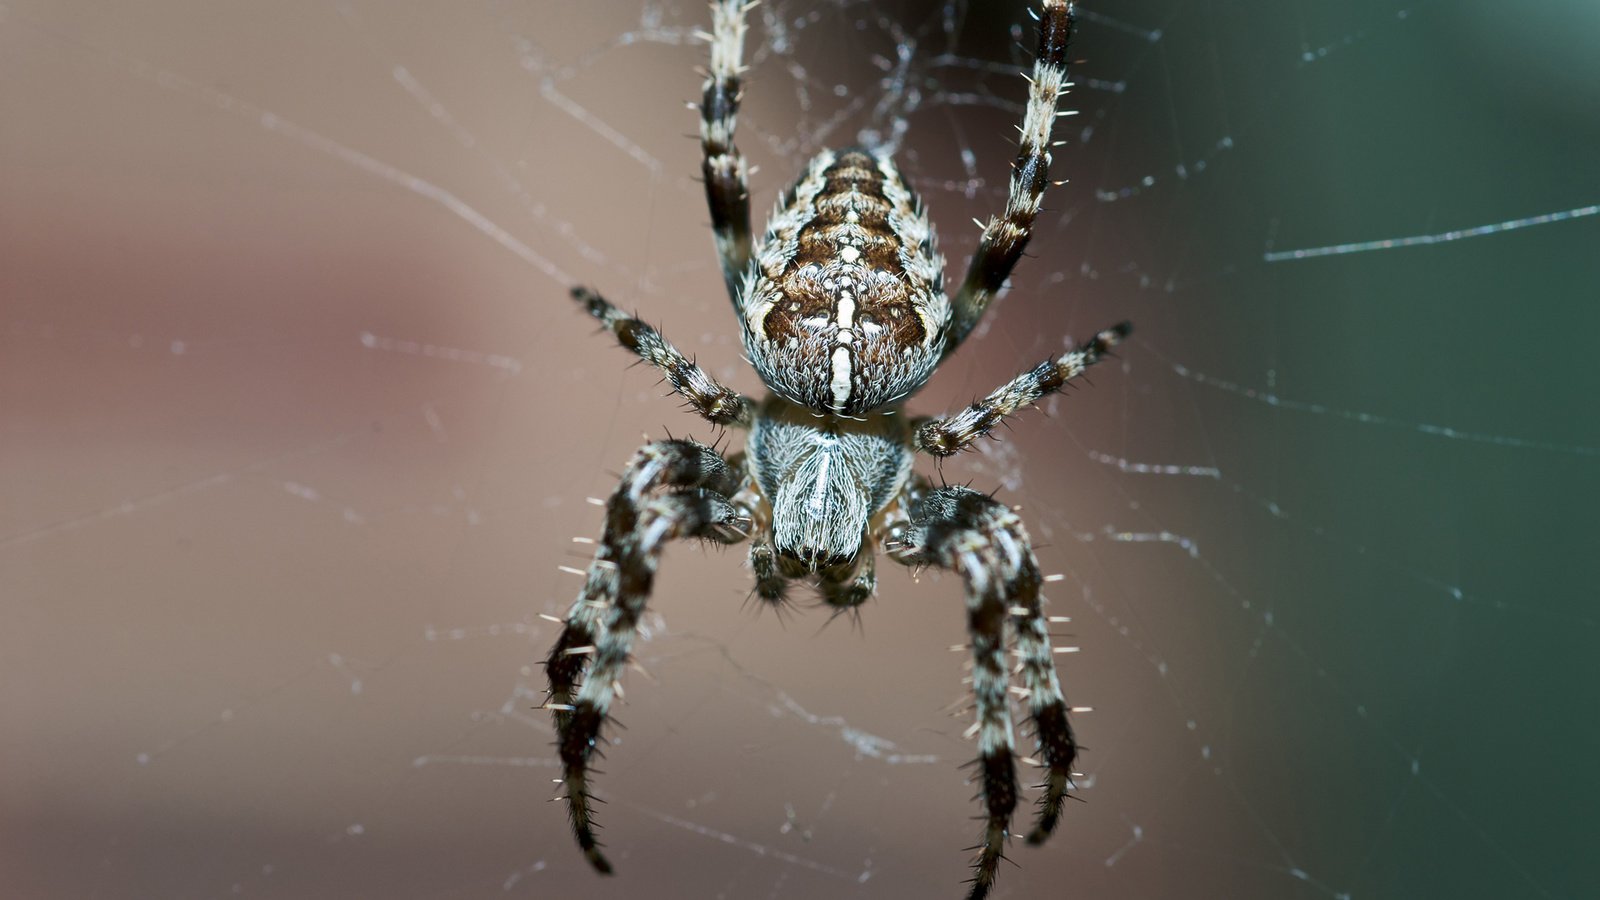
[743,149,950,416]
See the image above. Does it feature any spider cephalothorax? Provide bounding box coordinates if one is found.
[546,3,1128,897]
[750,393,911,571]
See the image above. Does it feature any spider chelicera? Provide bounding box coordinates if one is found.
[545,2,1126,896]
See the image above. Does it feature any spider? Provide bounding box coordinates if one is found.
[545,2,1126,896]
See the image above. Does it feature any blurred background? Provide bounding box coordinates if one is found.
[4,1,1598,897]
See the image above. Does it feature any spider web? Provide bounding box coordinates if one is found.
[4,1,1598,898]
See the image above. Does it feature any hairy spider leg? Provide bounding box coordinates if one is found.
[545,440,749,873]
[914,321,1130,457]
[946,0,1078,356]
[572,286,754,427]
[700,0,754,302]
[546,441,743,707]
[1006,545,1080,845]
[895,486,1068,900]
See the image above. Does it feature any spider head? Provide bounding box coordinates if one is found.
[749,396,913,572]
[768,478,870,574]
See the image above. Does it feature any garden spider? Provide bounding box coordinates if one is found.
[545,1,1127,896]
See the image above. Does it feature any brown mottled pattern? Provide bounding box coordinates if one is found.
[763,149,927,352]
[790,151,903,274]
[857,288,926,349]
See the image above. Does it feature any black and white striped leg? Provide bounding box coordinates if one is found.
[546,441,744,712]
[946,0,1077,355]
[545,439,748,874]
[914,321,1129,457]
[896,486,1054,900]
[699,0,754,301]
[572,286,754,427]
[1009,561,1079,845]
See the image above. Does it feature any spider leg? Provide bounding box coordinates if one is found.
[914,321,1129,457]
[946,0,1077,356]
[545,439,748,874]
[700,0,754,302]
[572,286,754,427]
[546,440,746,709]
[893,485,1059,900]
[1013,578,1079,846]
